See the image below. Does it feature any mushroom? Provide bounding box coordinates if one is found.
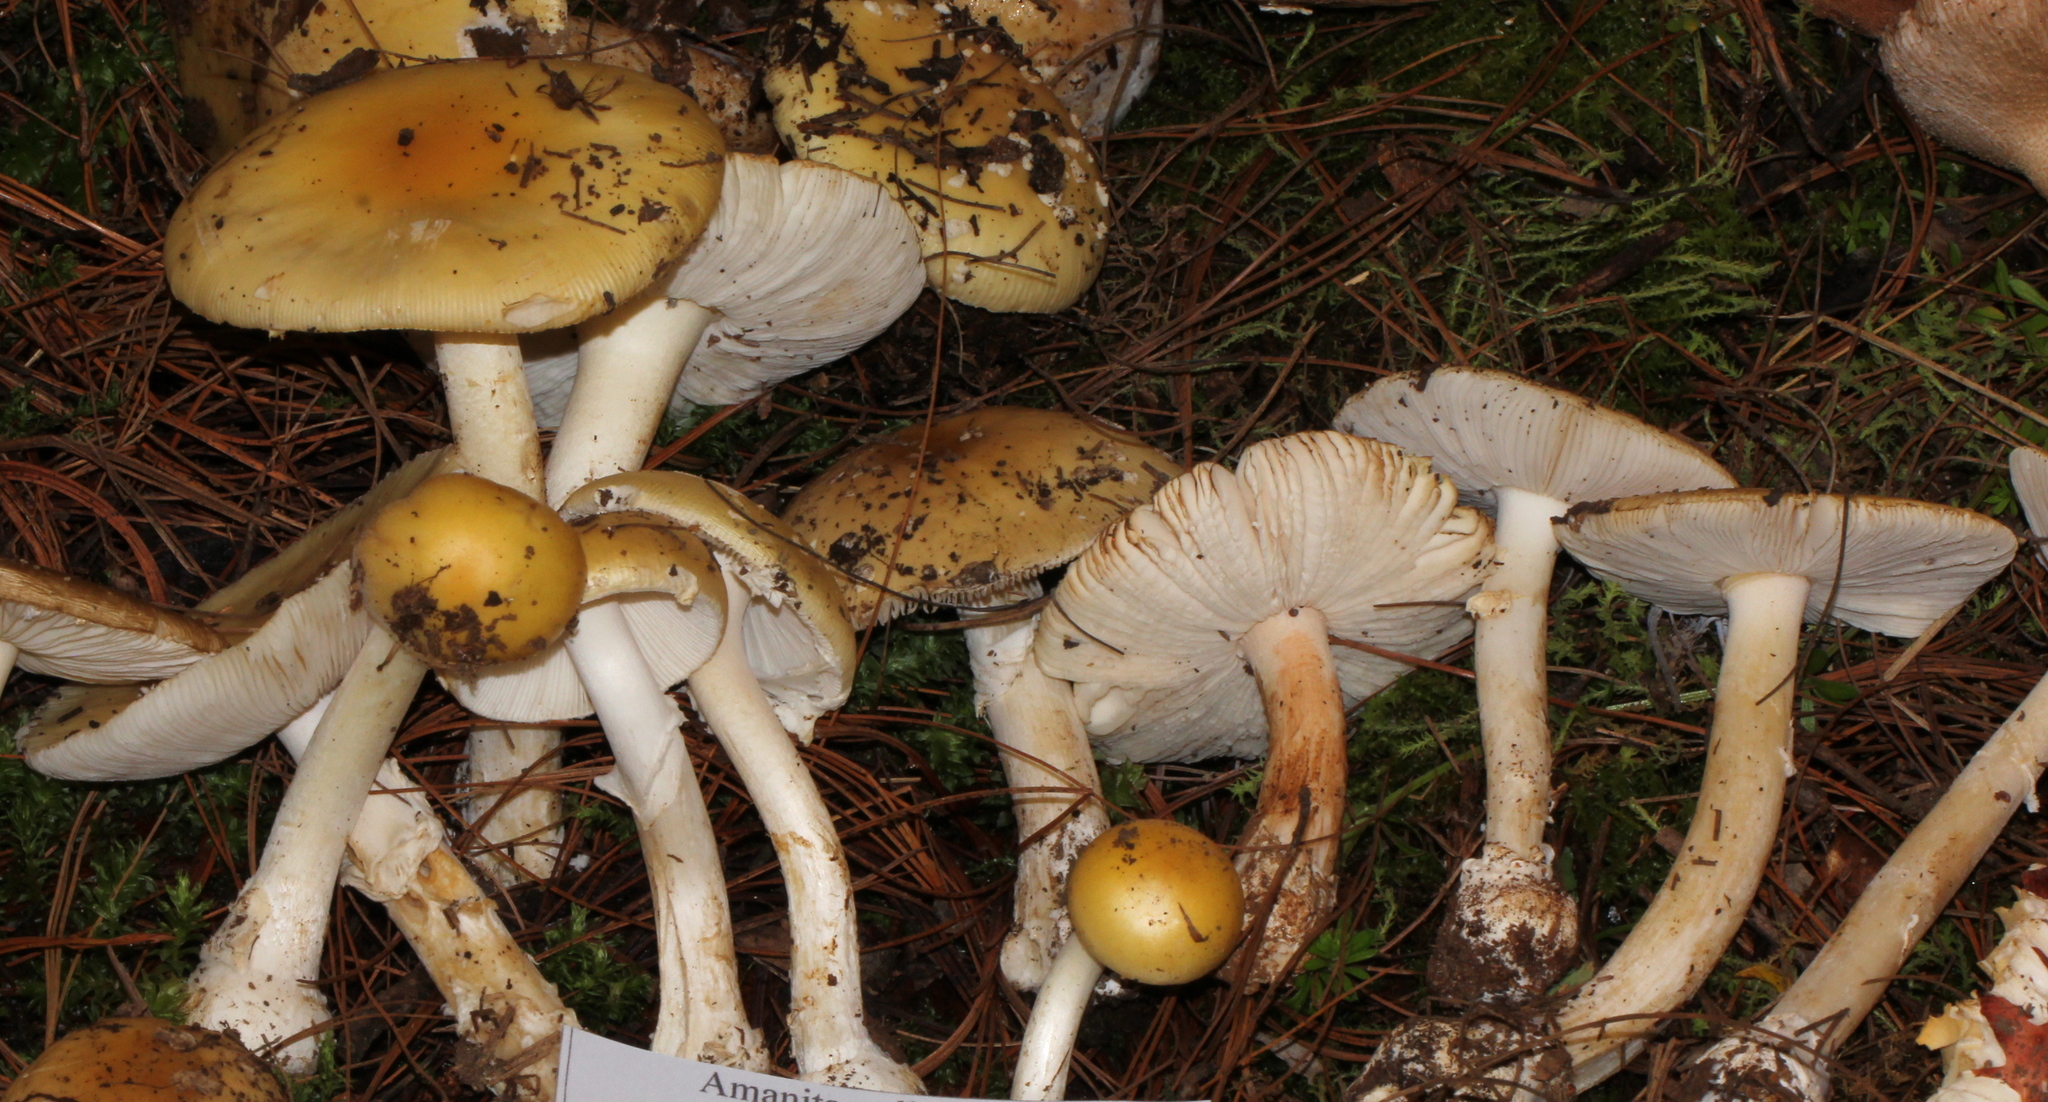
[355,473,586,673]
[0,557,227,685]
[0,1017,287,1102]
[1035,431,1493,984]
[1677,447,2048,1101]
[164,56,723,957]
[455,149,921,881]
[1014,818,1244,1100]
[560,470,920,1091]
[1808,0,2048,192]
[765,0,1109,313]
[960,0,1164,137]
[1336,367,1737,1004]
[781,406,1180,991]
[1919,867,2048,1101]
[1550,488,2017,1091]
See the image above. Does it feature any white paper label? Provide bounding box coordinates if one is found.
[558,1027,1102,1102]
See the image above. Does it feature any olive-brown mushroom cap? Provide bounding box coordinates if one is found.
[0,1017,288,1102]
[1555,488,2017,636]
[166,59,725,335]
[765,0,1108,313]
[782,407,1181,628]
[961,0,1162,137]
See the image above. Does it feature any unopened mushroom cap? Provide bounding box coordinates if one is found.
[0,1016,287,1102]
[783,407,1181,628]
[440,510,726,722]
[1067,819,1244,985]
[1035,431,1493,763]
[167,59,725,334]
[355,473,587,672]
[0,560,225,683]
[1335,366,1735,509]
[961,0,1162,137]
[1555,488,2017,636]
[765,0,1108,312]
[559,471,855,737]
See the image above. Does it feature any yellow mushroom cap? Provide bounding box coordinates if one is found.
[782,407,1180,628]
[765,0,1108,313]
[353,473,587,672]
[166,59,725,334]
[1067,819,1244,985]
[0,1017,287,1102]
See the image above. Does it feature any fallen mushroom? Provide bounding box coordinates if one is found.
[1551,488,2017,1092]
[1013,818,1244,1100]
[1337,366,1736,1006]
[1675,447,2048,1101]
[560,470,919,1090]
[1036,431,1492,985]
[0,556,227,686]
[781,406,1180,991]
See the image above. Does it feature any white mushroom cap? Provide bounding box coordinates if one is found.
[1334,366,1735,509]
[1873,0,2048,191]
[1035,431,1492,762]
[519,153,924,424]
[18,451,451,781]
[1555,488,2018,636]
[2013,445,2048,562]
[0,561,225,683]
[559,471,856,739]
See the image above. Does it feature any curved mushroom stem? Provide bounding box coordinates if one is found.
[1559,571,1810,1089]
[185,625,429,1072]
[462,294,713,880]
[1681,663,2048,1101]
[466,724,566,884]
[965,602,1109,992]
[274,699,579,1102]
[687,571,921,1091]
[1432,487,1578,1003]
[566,600,764,1068]
[0,640,18,686]
[1012,935,1105,1101]
[1229,605,1347,986]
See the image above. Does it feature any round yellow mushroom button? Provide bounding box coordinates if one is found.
[1067,818,1245,985]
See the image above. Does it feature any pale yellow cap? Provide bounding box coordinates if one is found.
[166,59,724,334]
[765,0,1108,313]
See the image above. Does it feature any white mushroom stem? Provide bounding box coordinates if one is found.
[1231,605,1348,985]
[276,698,577,1102]
[687,570,921,1091]
[1559,571,1811,1089]
[965,608,1109,992]
[1684,668,2048,1101]
[1011,934,1106,1101]
[435,333,544,498]
[462,289,714,879]
[1472,487,1565,859]
[0,641,18,684]
[565,599,763,1067]
[544,288,719,507]
[466,724,566,884]
[186,626,429,1072]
